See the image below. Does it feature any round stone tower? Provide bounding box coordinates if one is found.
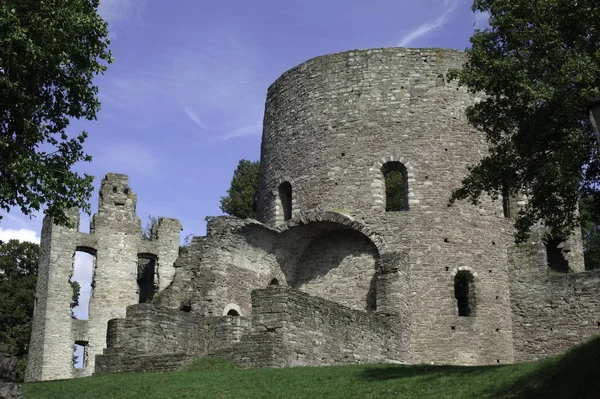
[257,47,518,365]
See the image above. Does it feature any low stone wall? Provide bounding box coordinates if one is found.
[216,286,407,368]
[0,344,21,399]
[510,265,600,362]
[95,304,251,374]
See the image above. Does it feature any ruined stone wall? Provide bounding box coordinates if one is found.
[154,217,280,318]
[256,47,518,365]
[293,229,378,312]
[95,304,250,374]
[26,174,181,382]
[509,239,600,362]
[217,286,407,368]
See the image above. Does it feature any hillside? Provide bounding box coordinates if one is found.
[23,336,600,399]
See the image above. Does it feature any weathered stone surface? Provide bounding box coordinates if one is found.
[0,344,21,399]
[28,47,597,380]
[25,174,182,381]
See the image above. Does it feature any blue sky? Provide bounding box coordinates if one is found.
[0,0,488,318]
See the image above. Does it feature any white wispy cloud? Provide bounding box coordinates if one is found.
[0,227,40,244]
[183,106,208,130]
[398,0,460,47]
[98,0,145,33]
[221,121,263,140]
[101,28,268,141]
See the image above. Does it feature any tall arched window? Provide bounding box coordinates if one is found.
[277,181,292,223]
[454,271,475,317]
[382,162,408,211]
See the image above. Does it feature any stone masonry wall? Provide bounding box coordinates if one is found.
[95,304,250,374]
[217,286,407,368]
[26,174,181,381]
[255,47,519,366]
[509,240,600,362]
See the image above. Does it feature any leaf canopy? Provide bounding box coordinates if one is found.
[450,0,600,241]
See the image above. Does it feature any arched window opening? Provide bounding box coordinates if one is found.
[70,248,96,320]
[454,271,475,317]
[277,181,292,223]
[137,254,158,303]
[226,309,240,316]
[382,162,408,212]
[545,237,570,273]
[269,278,279,286]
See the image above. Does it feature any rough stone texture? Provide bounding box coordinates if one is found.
[25,174,182,381]
[0,344,21,399]
[95,304,250,374]
[508,236,600,362]
[29,47,597,379]
[214,286,407,368]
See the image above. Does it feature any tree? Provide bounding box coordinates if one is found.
[141,215,158,241]
[448,0,600,242]
[385,170,405,211]
[70,280,80,318]
[219,160,260,219]
[0,0,112,228]
[0,239,38,381]
[579,195,600,270]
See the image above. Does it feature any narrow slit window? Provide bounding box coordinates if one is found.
[502,182,511,218]
[277,181,292,223]
[382,162,408,211]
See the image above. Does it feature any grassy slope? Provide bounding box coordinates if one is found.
[23,337,600,399]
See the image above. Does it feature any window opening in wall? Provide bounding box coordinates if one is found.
[73,341,88,369]
[137,254,157,303]
[269,278,279,286]
[545,237,570,272]
[382,161,408,211]
[454,271,475,317]
[278,181,292,222]
[502,182,511,218]
[70,249,95,320]
[226,309,240,316]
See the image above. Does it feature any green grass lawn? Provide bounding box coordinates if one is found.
[23,337,600,399]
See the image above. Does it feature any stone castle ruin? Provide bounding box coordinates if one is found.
[25,48,600,381]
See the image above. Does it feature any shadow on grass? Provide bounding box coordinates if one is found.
[361,336,600,399]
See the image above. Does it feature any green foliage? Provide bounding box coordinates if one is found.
[385,170,405,211]
[0,239,38,382]
[448,0,600,242]
[21,336,600,399]
[0,0,113,227]
[69,280,80,317]
[219,160,260,219]
[141,215,158,241]
[178,233,194,257]
[578,195,600,270]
